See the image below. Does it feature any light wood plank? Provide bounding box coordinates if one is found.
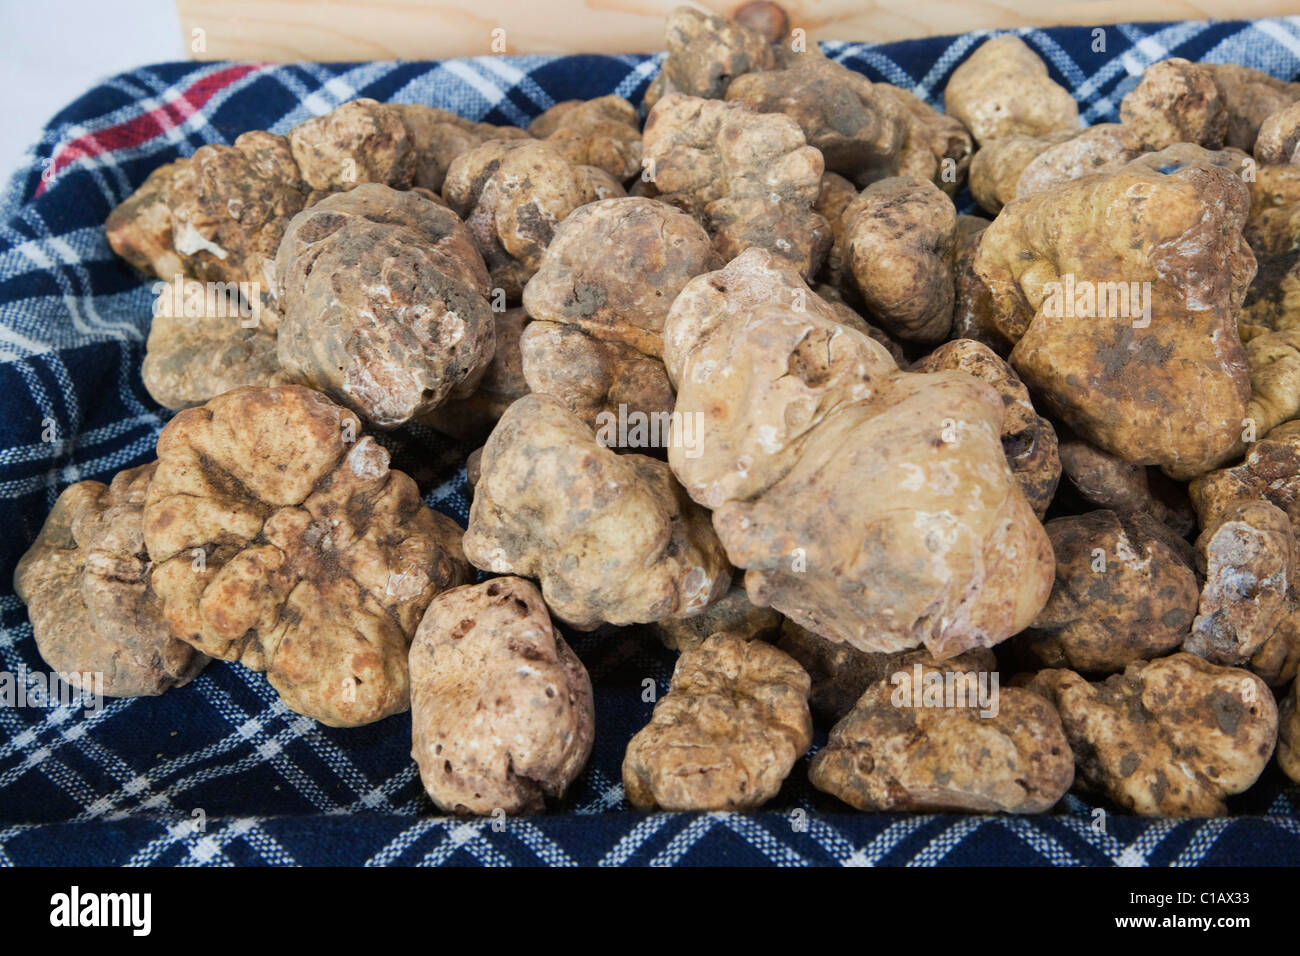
[177,0,1300,62]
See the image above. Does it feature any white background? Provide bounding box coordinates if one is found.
[0,0,185,181]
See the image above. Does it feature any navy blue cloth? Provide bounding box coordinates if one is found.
[2,19,1299,867]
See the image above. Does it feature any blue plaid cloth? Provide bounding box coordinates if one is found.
[3,18,1300,868]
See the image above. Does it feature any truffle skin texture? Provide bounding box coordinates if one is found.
[443,139,623,299]
[644,5,774,110]
[463,394,732,630]
[1281,681,1300,783]
[1025,654,1278,816]
[15,462,209,698]
[521,196,722,357]
[725,50,908,187]
[105,160,187,280]
[622,632,812,810]
[395,104,533,194]
[1208,63,1300,152]
[1014,123,1143,198]
[528,96,642,182]
[274,183,495,429]
[152,132,308,318]
[913,338,1060,518]
[809,656,1073,813]
[142,282,294,410]
[418,306,530,441]
[409,576,595,815]
[1255,100,1300,165]
[519,321,675,431]
[1188,498,1298,667]
[1016,510,1198,674]
[840,175,956,344]
[1189,420,1300,532]
[143,385,471,727]
[288,98,415,192]
[665,248,1054,659]
[777,621,996,723]
[642,93,830,279]
[943,35,1078,145]
[973,146,1256,478]
[649,581,782,653]
[968,131,1073,216]
[1120,58,1227,150]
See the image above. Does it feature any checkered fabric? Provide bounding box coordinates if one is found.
[2,18,1299,868]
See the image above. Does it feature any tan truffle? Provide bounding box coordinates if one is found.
[274,184,495,429]
[409,577,595,815]
[518,321,675,433]
[968,131,1073,215]
[395,104,532,194]
[521,196,721,358]
[974,146,1256,478]
[725,49,909,186]
[1014,123,1143,197]
[443,139,624,299]
[642,92,830,278]
[644,5,774,110]
[810,656,1074,813]
[665,248,1054,659]
[1120,58,1227,150]
[1189,420,1300,532]
[1025,654,1278,816]
[1206,62,1300,152]
[143,385,471,726]
[649,581,782,653]
[840,175,956,344]
[1255,101,1300,166]
[1189,498,1298,667]
[15,462,208,698]
[463,394,731,629]
[913,338,1060,518]
[529,96,642,182]
[943,35,1078,144]
[622,632,812,810]
[1016,511,1198,673]
[288,98,415,192]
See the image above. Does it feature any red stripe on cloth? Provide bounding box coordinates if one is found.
[36,63,264,196]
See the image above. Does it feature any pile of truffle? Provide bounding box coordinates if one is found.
[18,5,1300,817]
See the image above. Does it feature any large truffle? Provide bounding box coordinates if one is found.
[142,385,471,726]
[665,248,1054,659]
[15,462,208,698]
[839,175,956,344]
[622,632,812,810]
[943,35,1078,144]
[810,655,1073,813]
[443,139,624,299]
[1025,654,1278,816]
[1015,510,1198,673]
[463,394,731,629]
[409,577,594,814]
[642,93,830,278]
[644,5,775,110]
[274,183,496,428]
[973,145,1256,478]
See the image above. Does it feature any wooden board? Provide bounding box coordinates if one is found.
[176,0,1300,62]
